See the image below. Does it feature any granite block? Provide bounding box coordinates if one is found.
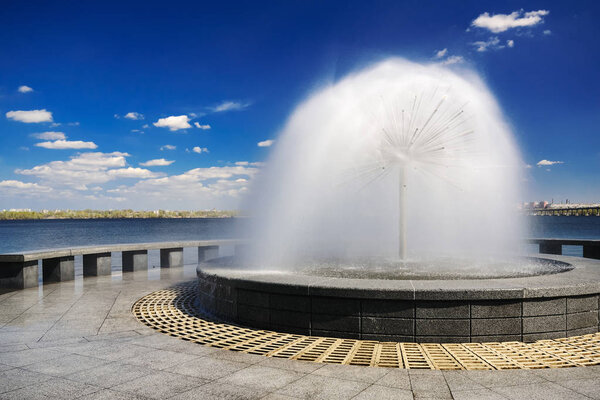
[471,300,521,318]
[523,314,566,334]
[312,314,359,332]
[567,295,598,314]
[567,311,598,330]
[471,318,521,336]
[416,301,469,319]
[415,319,470,336]
[416,336,470,343]
[237,304,269,324]
[269,293,310,312]
[522,331,566,342]
[362,317,414,335]
[312,297,360,316]
[523,298,566,317]
[311,329,360,339]
[361,299,414,318]
[237,289,269,308]
[270,309,310,329]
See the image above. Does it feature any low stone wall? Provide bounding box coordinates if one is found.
[197,255,600,342]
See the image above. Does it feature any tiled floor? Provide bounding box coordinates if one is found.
[0,264,599,399]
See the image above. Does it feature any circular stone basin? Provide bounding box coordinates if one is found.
[196,255,600,343]
[200,256,573,280]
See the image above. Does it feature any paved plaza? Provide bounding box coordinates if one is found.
[1,263,600,399]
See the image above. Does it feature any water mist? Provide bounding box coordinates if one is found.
[242,58,525,273]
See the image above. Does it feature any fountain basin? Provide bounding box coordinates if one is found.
[197,255,600,342]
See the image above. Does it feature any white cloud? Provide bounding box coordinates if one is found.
[192,146,209,154]
[67,122,80,126]
[194,122,211,130]
[35,140,98,150]
[543,29,552,35]
[160,144,176,151]
[107,167,159,179]
[140,158,174,166]
[18,85,33,93]
[257,139,274,147]
[211,101,250,113]
[537,159,563,166]
[6,109,53,123]
[235,161,265,167]
[124,112,144,120]
[441,55,464,65]
[142,124,149,129]
[435,48,448,58]
[472,36,502,52]
[31,131,66,140]
[0,180,51,192]
[16,151,131,188]
[153,115,191,131]
[471,10,549,33]
[507,39,514,48]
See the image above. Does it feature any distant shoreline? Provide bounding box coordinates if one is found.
[0,210,238,220]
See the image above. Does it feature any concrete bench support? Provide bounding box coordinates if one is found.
[198,246,219,262]
[160,248,183,268]
[540,243,562,255]
[122,250,148,272]
[0,260,38,290]
[83,252,112,276]
[583,245,600,260]
[42,256,74,283]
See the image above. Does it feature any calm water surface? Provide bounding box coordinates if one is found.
[0,216,597,254]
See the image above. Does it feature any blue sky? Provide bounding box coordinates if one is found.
[1,1,598,210]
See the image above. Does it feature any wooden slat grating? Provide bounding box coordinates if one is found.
[132,283,600,370]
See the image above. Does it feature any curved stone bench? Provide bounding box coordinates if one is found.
[0,239,245,290]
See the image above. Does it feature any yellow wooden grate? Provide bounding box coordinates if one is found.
[132,283,600,370]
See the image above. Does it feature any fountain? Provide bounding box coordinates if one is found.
[197,58,600,342]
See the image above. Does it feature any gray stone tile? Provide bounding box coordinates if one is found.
[0,376,100,399]
[452,388,508,400]
[409,372,451,398]
[66,341,157,362]
[168,356,249,380]
[374,369,411,390]
[493,381,590,400]
[532,366,599,381]
[0,348,64,367]
[0,368,53,393]
[78,389,149,400]
[462,370,546,388]
[65,361,154,388]
[261,395,300,400]
[220,365,304,391]
[121,348,200,370]
[169,381,268,400]
[0,330,46,344]
[111,371,207,400]
[557,378,600,399]
[276,374,368,399]
[23,353,109,377]
[0,344,28,353]
[443,371,487,391]
[206,349,265,365]
[352,384,413,400]
[312,363,389,383]
[259,357,323,373]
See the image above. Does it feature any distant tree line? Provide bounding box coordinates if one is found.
[0,209,238,220]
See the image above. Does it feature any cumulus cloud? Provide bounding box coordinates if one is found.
[257,139,274,147]
[16,151,132,187]
[537,159,564,167]
[471,10,549,33]
[6,109,53,123]
[124,112,144,120]
[211,101,250,113]
[18,85,34,93]
[35,140,98,150]
[441,55,464,65]
[153,115,191,131]
[140,158,174,166]
[543,29,552,35]
[194,122,211,130]
[507,39,515,47]
[31,131,66,140]
[192,146,209,154]
[0,180,51,192]
[472,36,502,52]
[107,167,159,179]
[435,48,448,58]
[160,144,176,151]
